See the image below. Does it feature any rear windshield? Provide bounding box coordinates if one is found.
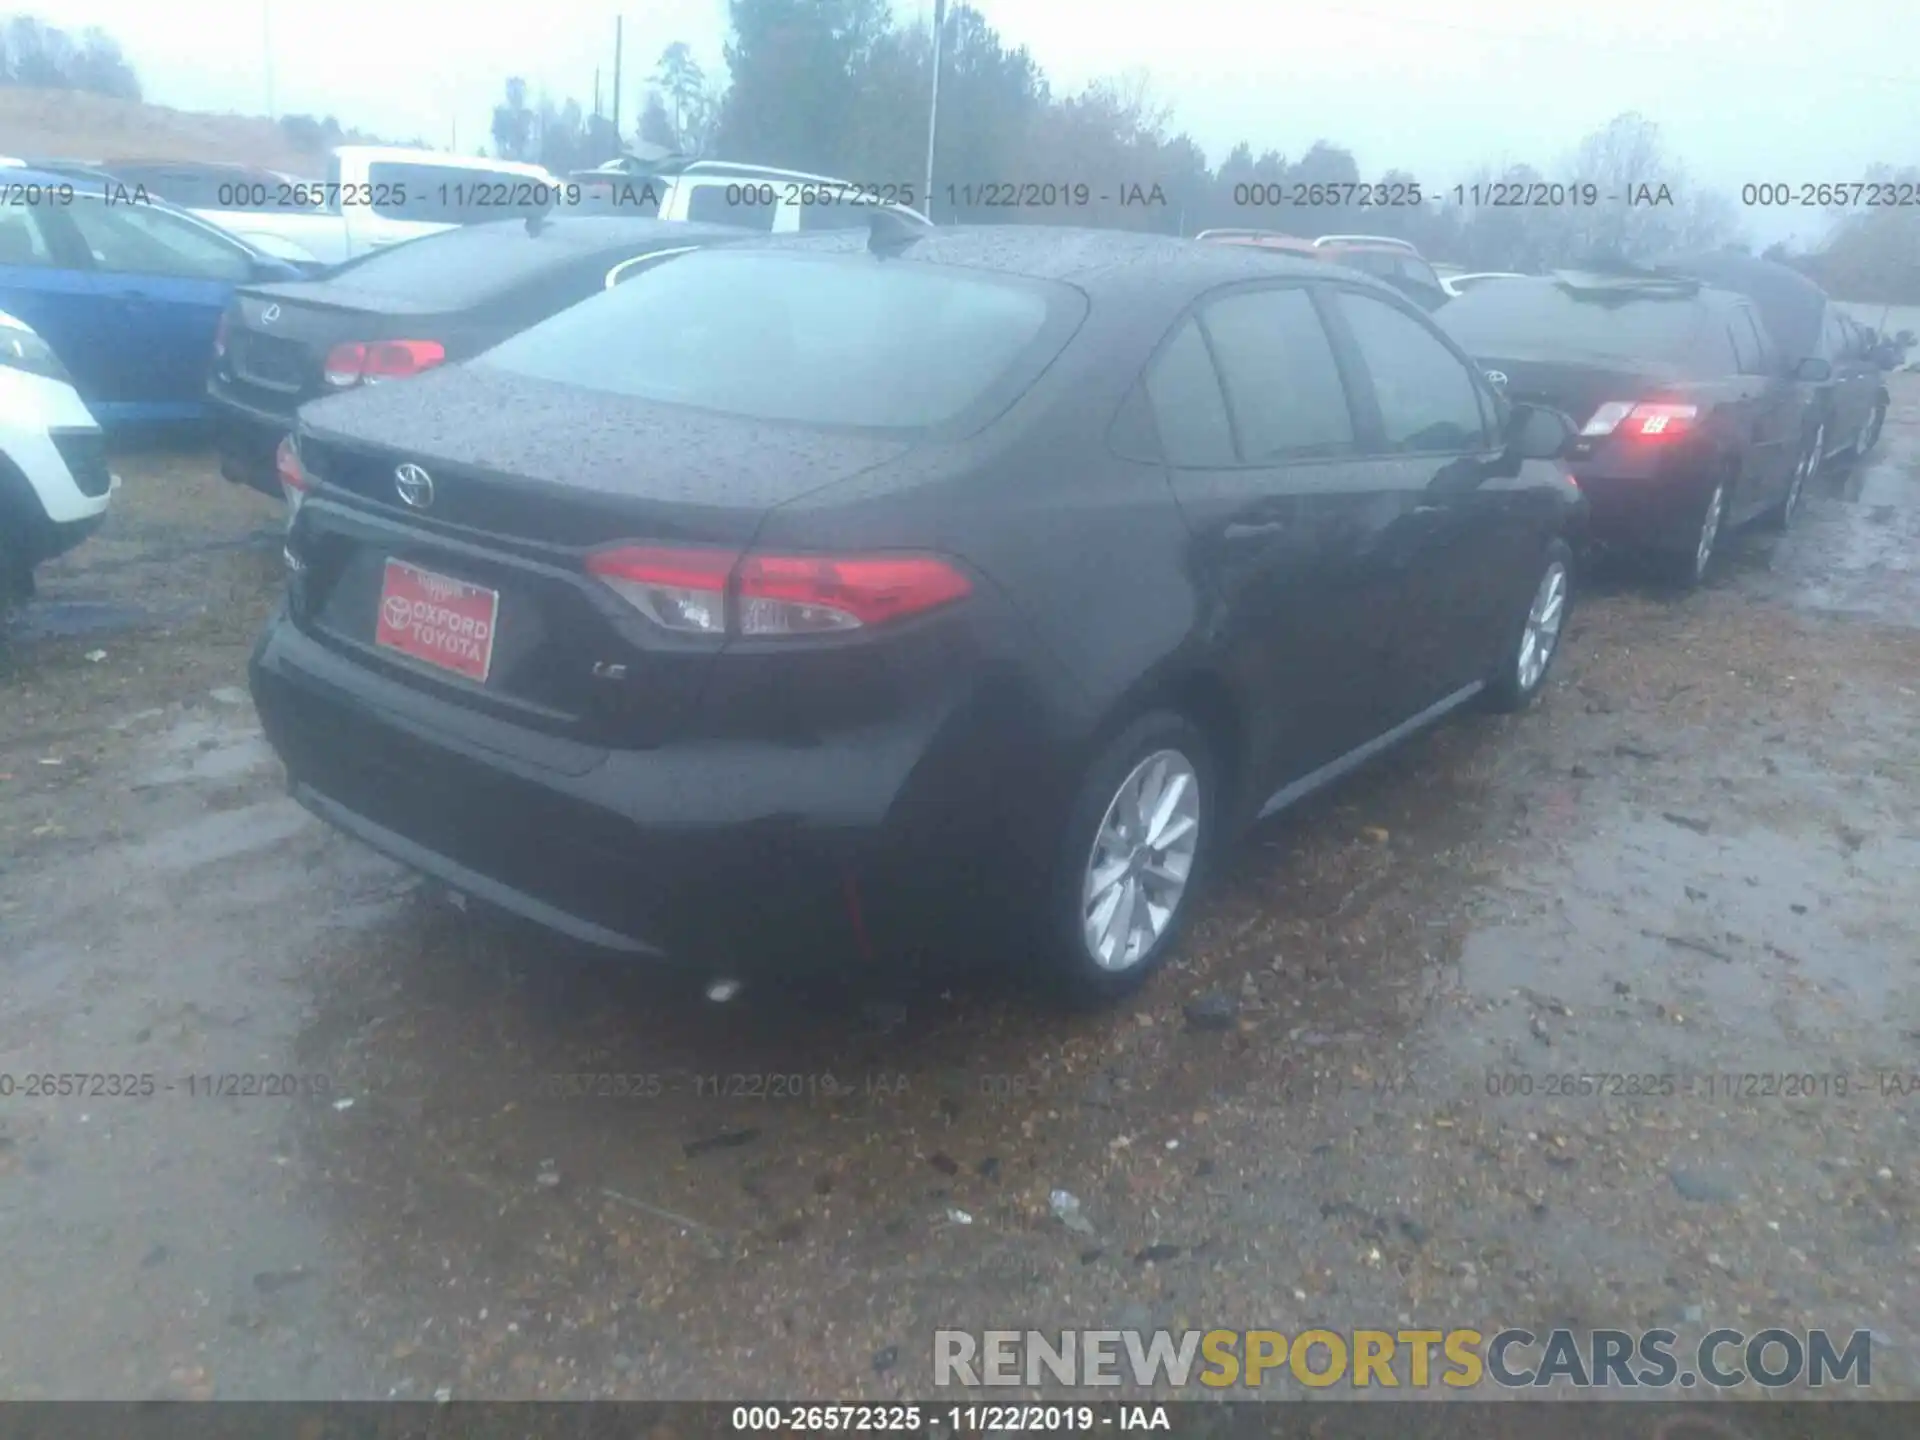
[475,248,1076,431]
[316,221,607,306]
[1440,282,1706,360]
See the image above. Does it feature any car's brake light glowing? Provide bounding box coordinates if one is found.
[1581,401,1699,440]
[323,339,446,388]
[584,546,973,637]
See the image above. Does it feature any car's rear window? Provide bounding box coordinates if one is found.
[316,221,608,307]
[475,248,1078,431]
[1440,281,1707,360]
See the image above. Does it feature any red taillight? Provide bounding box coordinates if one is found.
[322,339,446,388]
[275,435,307,493]
[583,546,972,636]
[1581,401,1699,440]
[735,554,974,633]
[213,311,230,358]
[585,545,734,634]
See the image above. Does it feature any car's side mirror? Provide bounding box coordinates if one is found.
[1794,356,1832,383]
[1506,402,1574,461]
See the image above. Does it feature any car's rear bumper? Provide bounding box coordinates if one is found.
[249,607,1056,974]
[208,386,293,498]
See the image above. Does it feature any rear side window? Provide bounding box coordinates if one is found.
[1736,309,1775,373]
[1822,310,1850,361]
[478,248,1076,432]
[1727,312,1762,374]
[685,183,777,231]
[1333,290,1490,453]
[1199,287,1355,460]
[1141,319,1236,467]
[64,197,253,283]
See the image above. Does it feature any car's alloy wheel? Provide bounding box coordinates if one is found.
[1858,403,1885,458]
[1515,559,1567,694]
[1692,481,1726,582]
[1781,423,1821,527]
[1486,538,1574,712]
[1081,748,1201,971]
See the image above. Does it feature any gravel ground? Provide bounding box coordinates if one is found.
[0,387,1916,1405]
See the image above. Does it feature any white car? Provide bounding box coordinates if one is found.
[576,157,932,232]
[0,309,115,608]
[186,146,567,268]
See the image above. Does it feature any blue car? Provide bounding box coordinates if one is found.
[0,166,305,426]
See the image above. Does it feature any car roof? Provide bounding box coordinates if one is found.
[5,165,107,190]
[1198,231,1321,256]
[1466,273,1745,311]
[719,225,1383,298]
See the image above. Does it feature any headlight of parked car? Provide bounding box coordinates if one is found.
[0,327,74,385]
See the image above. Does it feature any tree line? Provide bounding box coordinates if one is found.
[0,13,139,100]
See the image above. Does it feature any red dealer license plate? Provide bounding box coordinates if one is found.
[374,559,499,682]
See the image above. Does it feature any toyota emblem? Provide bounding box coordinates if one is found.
[394,463,434,509]
[1485,370,1509,389]
[260,303,281,324]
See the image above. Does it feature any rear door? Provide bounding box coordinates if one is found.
[59,194,257,415]
[1148,282,1397,797]
[1322,284,1522,716]
[1729,302,1800,515]
[1824,309,1873,449]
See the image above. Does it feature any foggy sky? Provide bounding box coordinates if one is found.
[32,0,1919,247]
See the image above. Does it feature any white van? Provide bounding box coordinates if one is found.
[193,147,566,268]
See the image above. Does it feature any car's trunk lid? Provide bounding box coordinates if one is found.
[289,366,912,746]
[223,284,451,417]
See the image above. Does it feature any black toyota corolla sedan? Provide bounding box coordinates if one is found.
[250,224,1583,1005]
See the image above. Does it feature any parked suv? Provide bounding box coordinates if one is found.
[1440,270,1821,586]
[250,227,1581,1005]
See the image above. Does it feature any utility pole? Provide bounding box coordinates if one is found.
[594,68,602,120]
[923,0,945,220]
[612,17,624,142]
[262,0,274,118]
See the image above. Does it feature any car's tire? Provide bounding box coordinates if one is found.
[1855,400,1886,459]
[1484,539,1573,713]
[1036,709,1216,1008]
[1767,422,1822,532]
[1666,466,1732,590]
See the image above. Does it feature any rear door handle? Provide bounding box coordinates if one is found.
[1224,520,1287,540]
